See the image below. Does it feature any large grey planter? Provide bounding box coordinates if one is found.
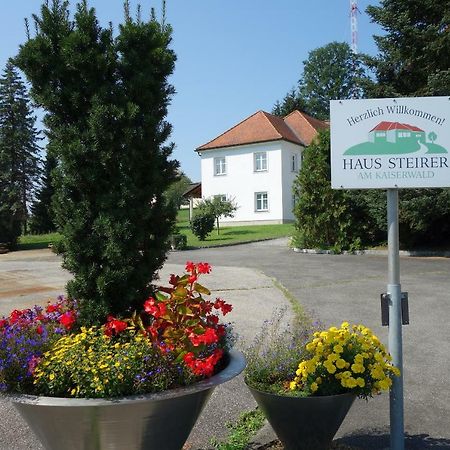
[11,350,246,450]
[247,384,355,450]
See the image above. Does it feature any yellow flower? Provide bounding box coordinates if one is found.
[49,373,55,381]
[289,381,297,390]
[324,361,336,374]
[333,344,343,354]
[336,358,346,369]
[351,363,365,374]
[311,382,318,392]
[356,377,365,388]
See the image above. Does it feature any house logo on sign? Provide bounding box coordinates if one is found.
[344,121,447,156]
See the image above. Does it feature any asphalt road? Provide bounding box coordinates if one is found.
[167,239,450,449]
[1,239,449,449]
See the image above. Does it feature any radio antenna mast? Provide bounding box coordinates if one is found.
[350,0,359,53]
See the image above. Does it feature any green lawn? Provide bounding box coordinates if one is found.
[18,233,61,250]
[176,208,294,248]
[17,210,294,251]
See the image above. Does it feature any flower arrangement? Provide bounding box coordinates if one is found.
[290,322,400,398]
[245,315,400,399]
[0,296,77,393]
[244,308,322,394]
[0,262,234,398]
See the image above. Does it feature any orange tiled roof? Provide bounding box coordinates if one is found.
[283,110,329,146]
[196,110,329,151]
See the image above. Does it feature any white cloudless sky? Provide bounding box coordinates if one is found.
[0,0,382,181]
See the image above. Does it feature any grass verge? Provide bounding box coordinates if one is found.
[210,409,266,450]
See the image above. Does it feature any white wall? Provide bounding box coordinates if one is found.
[280,141,303,221]
[199,140,303,224]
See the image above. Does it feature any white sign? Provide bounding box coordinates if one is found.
[330,96,450,189]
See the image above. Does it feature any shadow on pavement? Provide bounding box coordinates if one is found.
[337,429,450,449]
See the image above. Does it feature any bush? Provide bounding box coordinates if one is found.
[169,233,187,250]
[191,214,215,241]
[16,2,179,324]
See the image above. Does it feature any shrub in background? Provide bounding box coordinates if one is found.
[191,213,215,241]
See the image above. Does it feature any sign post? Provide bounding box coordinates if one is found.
[387,188,404,450]
[330,96,450,450]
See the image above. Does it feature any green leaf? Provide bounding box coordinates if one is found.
[194,282,210,295]
[155,291,168,302]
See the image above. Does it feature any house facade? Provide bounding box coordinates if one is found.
[196,110,328,225]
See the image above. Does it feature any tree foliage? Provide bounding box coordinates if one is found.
[16,0,178,324]
[29,150,57,234]
[197,196,237,235]
[164,171,192,213]
[190,213,215,241]
[365,0,450,97]
[363,0,450,248]
[0,60,41,247]
[292,130,356,251]
[273,42,369,119]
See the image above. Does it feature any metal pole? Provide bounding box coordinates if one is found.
[387,188,404,450]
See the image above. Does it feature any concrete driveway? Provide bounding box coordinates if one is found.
[1,240,449,449]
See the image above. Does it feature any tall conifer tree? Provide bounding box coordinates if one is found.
[29,150,57,234]
[16,1,178,323]
[366,0,450,97]
[0,59,41,246]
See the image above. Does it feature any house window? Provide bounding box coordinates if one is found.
[214,194,227,202]
[376,132,386,137]
[254,152,267,172]
[398,131,411,138]
[291,153,299,172]
[255,192,268,212]
[214,157,226,176]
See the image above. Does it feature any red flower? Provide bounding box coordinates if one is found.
[188,327,219,347]
[197,262,212,274]
[214,298,233,315]
[188,274,198,284]
[0,319,8,329]
[183,349,223,377]
[36,325,44,335]
[59,311,76,330]
[104,315,128,337]
[9,309,24,324]
[169,274,179,286]
[45,303,59,313]
[185,261,196,273]
[207,314,219,325]
[144,297,167,318]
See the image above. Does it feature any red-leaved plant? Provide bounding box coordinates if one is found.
[106,262,233,378]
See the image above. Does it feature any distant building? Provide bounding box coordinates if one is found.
[369,121,425,144]
[196,110,328,225]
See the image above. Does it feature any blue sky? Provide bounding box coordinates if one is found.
[0,0,382,181]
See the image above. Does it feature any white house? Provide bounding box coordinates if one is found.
[196,110,328,225]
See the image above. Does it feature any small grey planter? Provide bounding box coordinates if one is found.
[247,384,355,450]
[10,350,246,450]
